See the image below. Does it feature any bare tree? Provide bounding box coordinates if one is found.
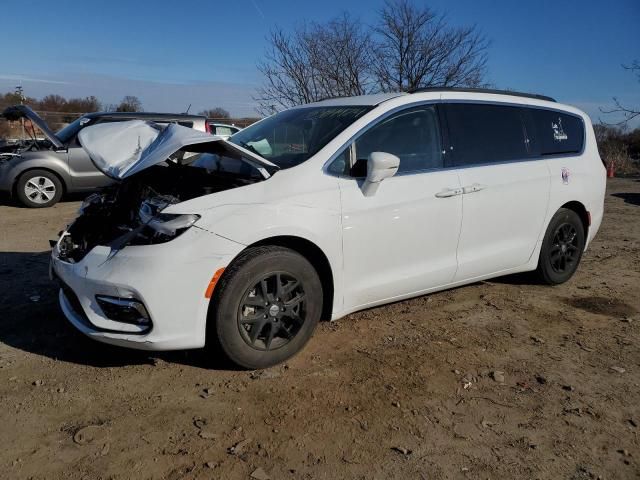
[255,13,372,114]
[113,95,143,112]
[373,0,488,92]
[0,91,36,111]
[594,123,635,172]
[304,13,373,99]
[65,96,101,113]
[199,107,230,119]
[38,94,68,112]
[601,61,640,125]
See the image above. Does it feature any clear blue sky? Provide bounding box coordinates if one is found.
[1,0,638,123]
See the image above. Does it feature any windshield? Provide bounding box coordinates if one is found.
[56,116,94,144]
[229,106,372,168]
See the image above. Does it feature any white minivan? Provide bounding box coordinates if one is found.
[50,88,606,369]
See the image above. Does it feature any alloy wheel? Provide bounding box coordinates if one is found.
[237,272,307,351]
[24,176,56,204]
[549,223,579,273]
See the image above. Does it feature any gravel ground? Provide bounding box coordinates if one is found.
[0,177,638,480]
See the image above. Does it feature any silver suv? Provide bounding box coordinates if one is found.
[0,106,207,207]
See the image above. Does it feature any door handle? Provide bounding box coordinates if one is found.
[462,183,487,194]
[435,187,464,198]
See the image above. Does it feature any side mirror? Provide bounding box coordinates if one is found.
[362,151,400,196]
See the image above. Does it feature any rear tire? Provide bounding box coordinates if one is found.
[536,208,585,285]
[16,169,63,208]
[209,246,323,369]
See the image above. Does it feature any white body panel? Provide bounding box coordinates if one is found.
[454,160,550,280]
[338,170,462,308]
[52,90,606,350]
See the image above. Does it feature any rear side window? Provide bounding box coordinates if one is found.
[528,109,584,155]
[445,103,529,166]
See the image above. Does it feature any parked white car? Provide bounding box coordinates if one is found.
[206,121,241,139]
[50,88,606,369]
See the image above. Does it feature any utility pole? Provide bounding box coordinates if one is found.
[15,85,25,140]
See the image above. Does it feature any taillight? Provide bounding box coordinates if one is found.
[205,122,212,134]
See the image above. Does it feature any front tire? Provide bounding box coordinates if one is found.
[16,169,63,208]
[536,208,586,285]
[209,246,323,369]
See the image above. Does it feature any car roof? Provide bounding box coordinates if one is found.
[298,88,557,108]
[302,92,407,107]
[83,112,206,121]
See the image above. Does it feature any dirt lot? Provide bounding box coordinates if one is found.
[0,178,639,480]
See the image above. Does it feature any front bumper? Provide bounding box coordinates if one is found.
[0,159,15,194]
[51,225,244,351]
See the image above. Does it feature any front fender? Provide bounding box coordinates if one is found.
[0,152,70,193]
[199,203,339,246]
[184,202,344,315]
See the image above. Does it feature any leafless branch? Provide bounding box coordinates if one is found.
[255,3,489,112]
[372,0,488,92]
[600,60,639,126]
[199,107,230,119]
[254,14,373,114]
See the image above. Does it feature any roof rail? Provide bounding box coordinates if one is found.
[408,87,556,103]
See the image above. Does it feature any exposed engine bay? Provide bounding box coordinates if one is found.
[52,119,278,263]
[57,157,263,263]
[0,138,52,156]
[1,105,64,155]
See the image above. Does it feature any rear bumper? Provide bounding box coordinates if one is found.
[585,171,607,249]
[586,204,604,248]
[51,226,245,351]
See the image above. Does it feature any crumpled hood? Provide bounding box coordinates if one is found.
[78,120,277,180]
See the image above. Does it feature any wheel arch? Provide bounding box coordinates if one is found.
[211,235,336,322]
[247,236,335,321]
[12,166,68,197]
[560,200,589,239]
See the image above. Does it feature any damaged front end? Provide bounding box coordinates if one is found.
[55,120,276,263]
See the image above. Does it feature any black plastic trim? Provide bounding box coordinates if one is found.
[409,87,556,103]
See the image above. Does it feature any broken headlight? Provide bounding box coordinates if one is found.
[134,195,199,242]
[146,213,200,236]
[112,213,201,249]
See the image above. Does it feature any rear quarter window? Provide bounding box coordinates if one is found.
[528,109,584,156]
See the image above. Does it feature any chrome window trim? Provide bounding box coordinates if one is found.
[322,99,587,179]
